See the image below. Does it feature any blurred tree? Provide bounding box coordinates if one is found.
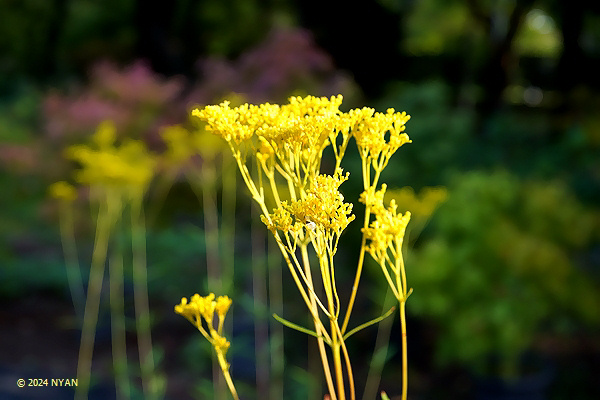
[551,0,600,92]
[465,0,535,119]
[0,0,67,82]
[290,0,405,98]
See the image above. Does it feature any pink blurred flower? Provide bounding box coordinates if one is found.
[186,27,358,107]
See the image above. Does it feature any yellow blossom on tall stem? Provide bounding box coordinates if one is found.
[192,94,412,400]
[64,120,161,400]
[175,293,238,400]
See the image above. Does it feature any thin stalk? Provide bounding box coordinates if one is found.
[268,236,284,400]
[399,300,408,400]
[342,157,384,334]
[334,322,355,400]
[130,197,156,399]
[300,245,337,400]
[252,206,270,397]
[76,193,119,400]
[323,251,346,400]
[221,153,237,293]
[58,201,85,323]
[146,172,175,229]
[193,164,226,400]
[216,351,240,400]
[198,164,221,292]
[109,228,130,400]
[331,338,346,400]
[341,205,370,334]
[361,286,395,400]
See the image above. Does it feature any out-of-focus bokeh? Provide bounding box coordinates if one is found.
[1,1,599,399]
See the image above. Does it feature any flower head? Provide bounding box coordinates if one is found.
[215,295,233,319]
[385,186,448,219]
[65,121,156,193]
[288,169,355,234]
[262,202,294,233]
[49,181,77,202]
[174,297,195,320]
[354,108,411,161]
[363,184,412,263]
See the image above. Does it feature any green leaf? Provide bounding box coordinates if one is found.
[343,306,396,340]
[272,313,330,345]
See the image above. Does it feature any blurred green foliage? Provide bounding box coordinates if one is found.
[376,80,476,187]
[408,170,600,379]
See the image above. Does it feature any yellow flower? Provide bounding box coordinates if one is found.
[92,120,117,150]
[288,169,355,234]
[211,330,231,355]
[49,181,77,202]
[194,127,228,160]
[174,297,195,320]
[191,293,215,324]
[262,202,293,233]
[215,295,232,319]
[359,184,388,213]
[354,108,411,161]
[66,122,157,192]
[193,95,352,183]
[192,101,261,144]
[162,125,194,165]
[363,187,412,263]
[385,186,448,219]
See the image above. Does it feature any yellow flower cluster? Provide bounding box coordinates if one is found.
[385,186,448,219]
[175,293,233,354]
[193,95,410,190]
[288,169,355,234]
[260,168,355,256]
[161,124,227,167]
[361,184,411,267]
[174,293,239,399]
[353,108,411,162]
[261,202,296,234]
[65,121,156,193]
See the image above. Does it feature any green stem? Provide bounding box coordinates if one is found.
[109,229,130,400]
[267,237,284,400]
[361,287,395,400]
[130,197,156,399]
[76,193,119,400]
[251,207,269,397]
[58,202,85,324]
[221,153,237,294]
[341,205,371,334]
[199,163,226,400]
[199,164,221,292]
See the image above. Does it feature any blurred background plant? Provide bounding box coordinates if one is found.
[1,0,600,399]
[408,171,600,384]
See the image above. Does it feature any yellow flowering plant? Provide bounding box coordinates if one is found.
[191,94,412,400]
[175,293,238,400]
[52,121,163,400]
